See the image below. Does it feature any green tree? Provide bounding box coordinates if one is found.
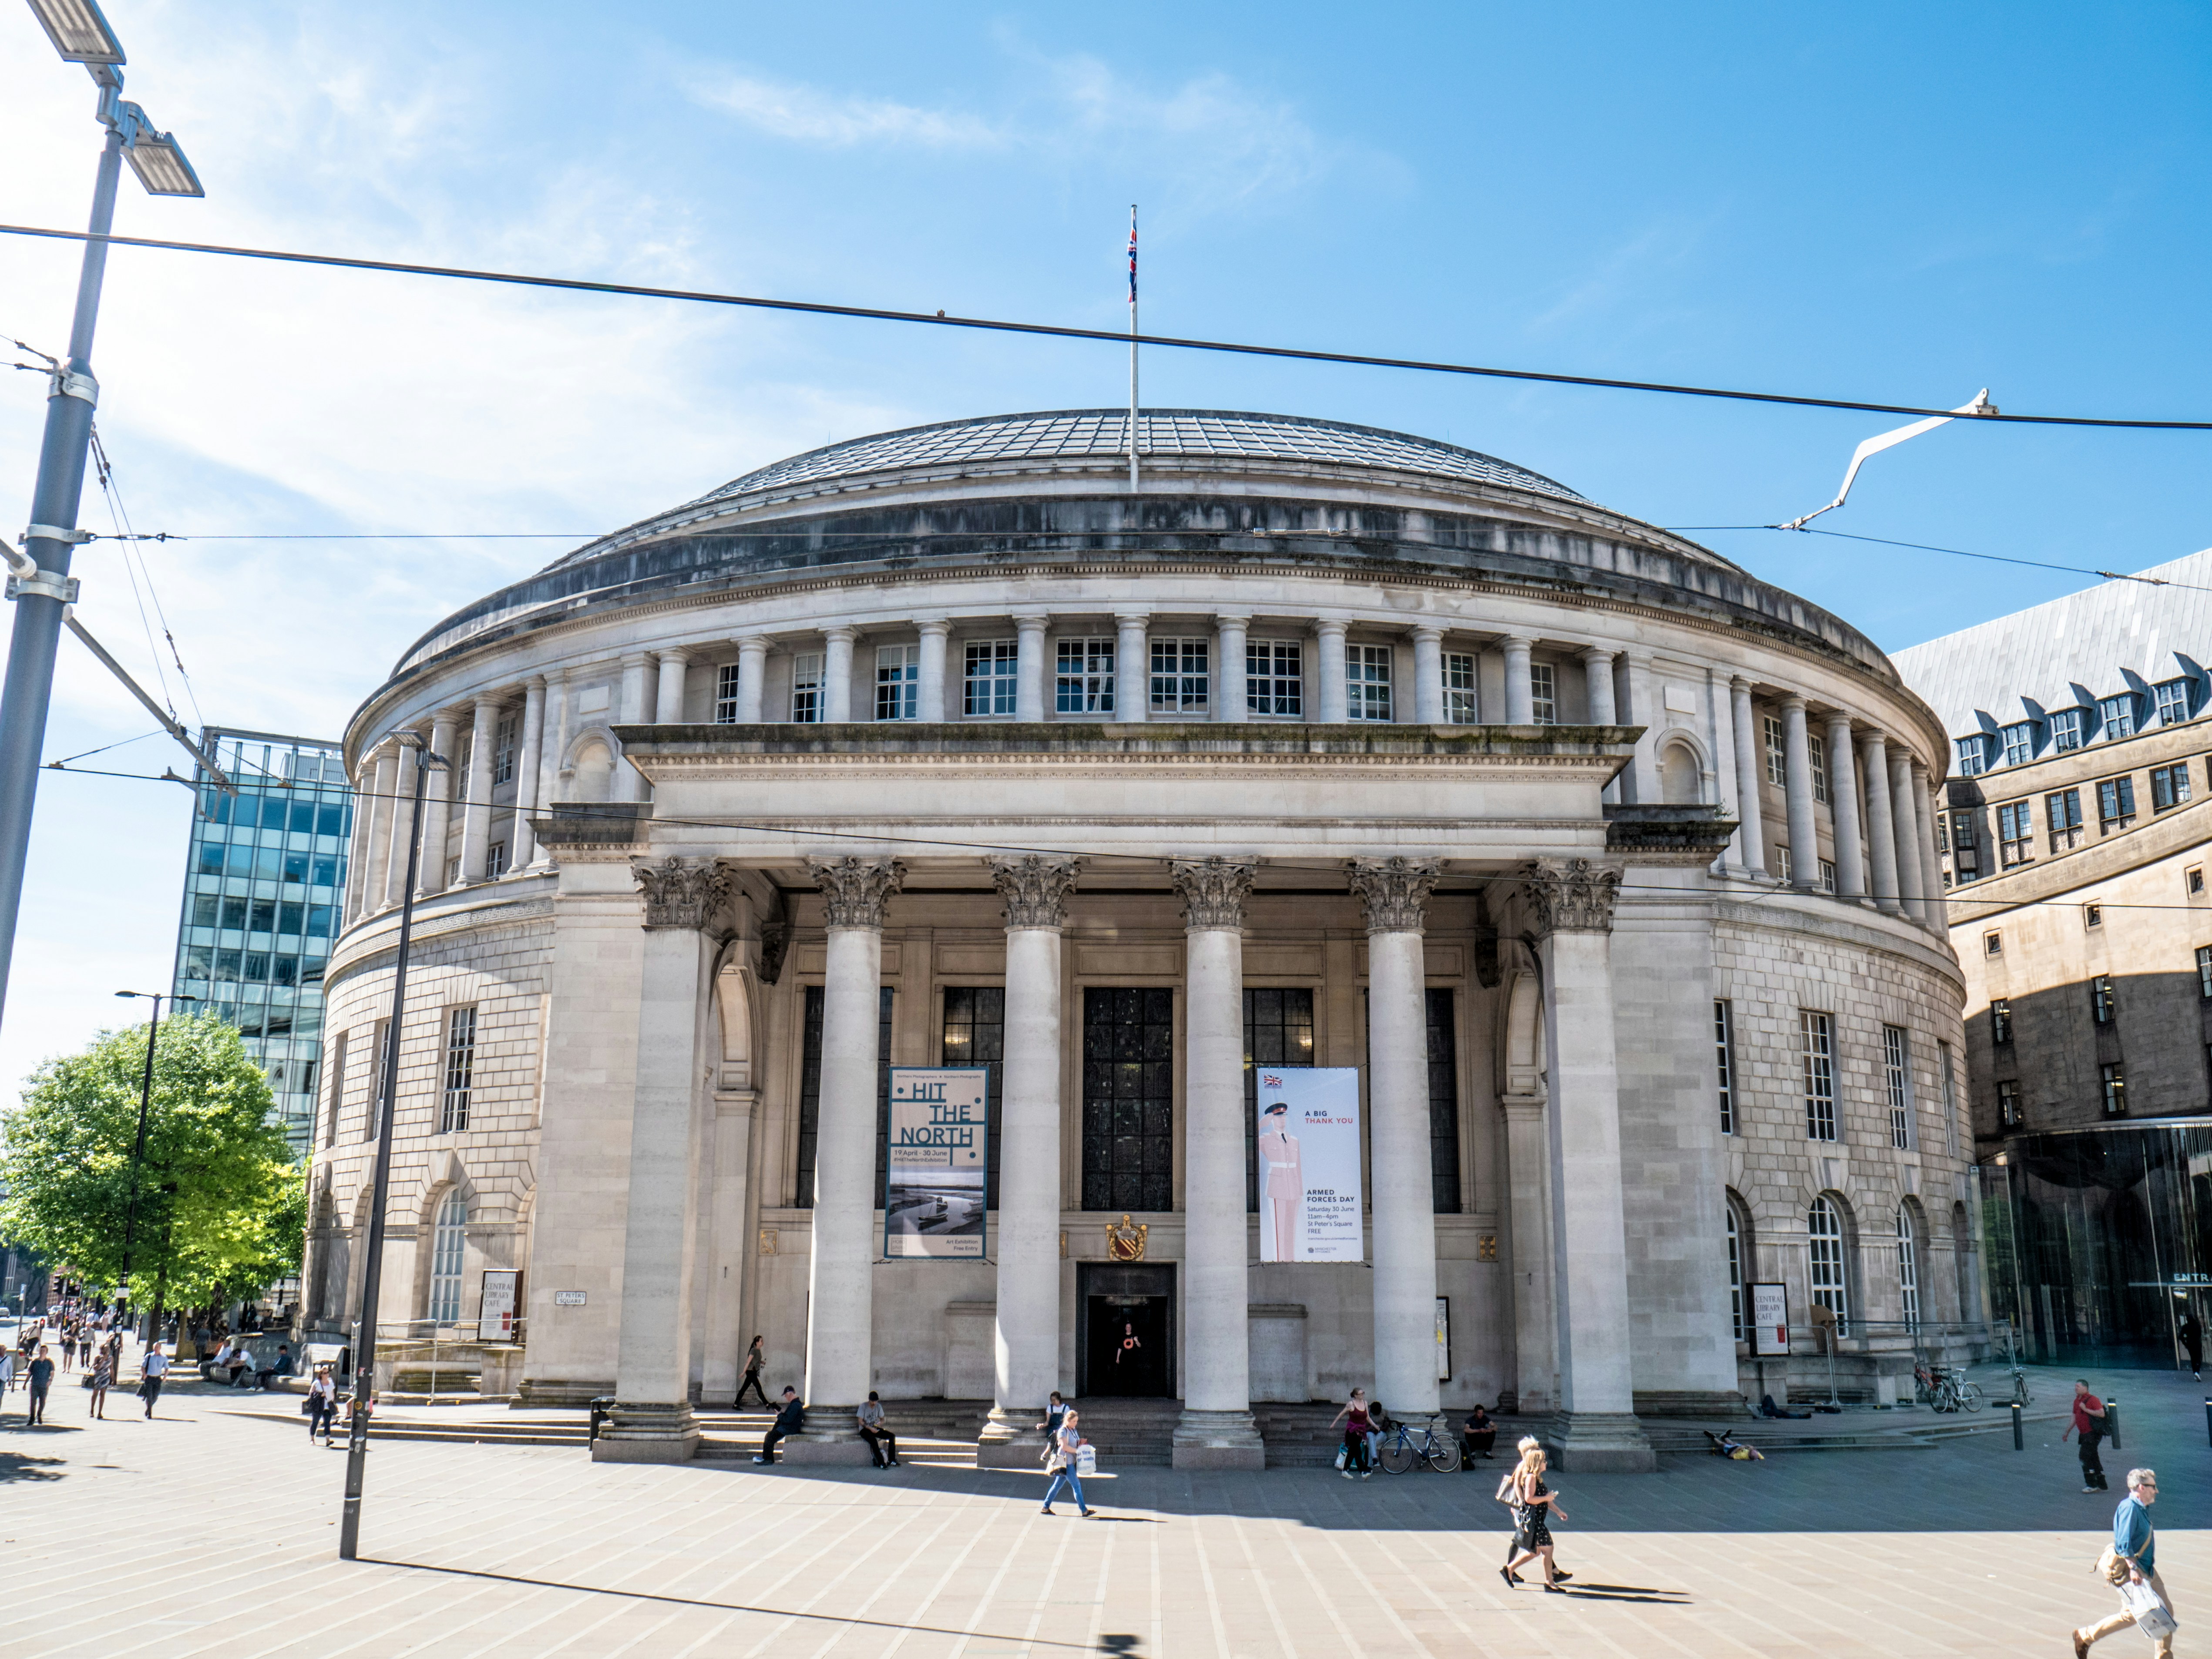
[0,1011,303,1330]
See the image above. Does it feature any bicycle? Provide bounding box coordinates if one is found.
[2006,1365,2034,1408]
[1377,1420,1462,1474]
[1929,1372,1984,1413]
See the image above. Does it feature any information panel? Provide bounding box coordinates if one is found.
[480,1269,521,1340]
[1751,1282,1791,1357]
[884,1066,990,1259]
[1254,1066,1364,1263]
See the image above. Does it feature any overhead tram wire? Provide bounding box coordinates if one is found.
[1662,524,2212,595]
[4,222,2212,431]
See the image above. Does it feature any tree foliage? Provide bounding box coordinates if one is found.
[0,1012,303,1308]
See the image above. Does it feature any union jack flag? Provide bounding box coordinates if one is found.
[1128,208,1137,306]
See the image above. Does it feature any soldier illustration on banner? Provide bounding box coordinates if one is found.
[1255,1066,1363,1263]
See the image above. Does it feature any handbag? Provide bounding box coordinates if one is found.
[2121,1576,2177,1641]
[2096,1546,2131,1587]
[1335,1445,1348,1471]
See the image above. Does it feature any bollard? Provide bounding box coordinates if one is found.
[2012,1400,2024,1450]
[2108,1396,2121,1451]
[2204,1397,2211,1449]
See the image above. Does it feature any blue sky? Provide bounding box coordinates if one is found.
[0,0,2207,1091]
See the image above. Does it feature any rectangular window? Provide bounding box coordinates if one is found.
[790,652,824,723]
[2101,1062,2128,1117]
[2152,763,2193,811]
[2194,866,2207,897]
[366,1019,390,1141]
[2100,694,2137,740]
[937,987,1004,1209]
[1246,640,1303,716]
[2098,776,2136,832]
[1715,999,1736,1135]
[1442,652,1479,724]
[874,643,920,721]
[1883,1024,1912,1149]
[1245,987,1316,1211]
[2091,974,2117,1025]
[1775,843,1792,884]
[493,714,517,786]
[1997,1078,2023,1128]
[1347,644,1393,721]
[1727,1211,1744,1342]
[2002,722,2034,768]
[2047,788,2084,852]
[2084,903,2103,929]
[963,639,1018,717]
[2156,678,2192,726]
[1766,715,1787,786]
[1529,663,1556,725]
[487,840,507,880]
[440,1005,476,1134]
[1082,987,1174,1212]
[1149,637,1210,716]
[1955,735,1987,777]
[1425,987,1462,1214]
[1056,638,1115,715]
[795,984,894,1207]
[2198,945,2212,999]
[1801,1010,1836,1142]
[715,662,742,722]
[1819,858,1837,894]
[2051,708,2086,752]
[1950,811,1980,880]
[1940,1041,1960,1157]
[323,1031,346,1149]
[1809,732,1829,803]
[1990,997,2013,1044]
[1998,800,2035,866]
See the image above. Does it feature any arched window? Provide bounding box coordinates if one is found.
[1726,1207,1745,1340]
[428,1192,467,1324]
[1896,1204,1921,1331]
[1808,1195,1849,1337]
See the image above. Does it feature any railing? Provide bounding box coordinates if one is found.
[358,1318,526,1402]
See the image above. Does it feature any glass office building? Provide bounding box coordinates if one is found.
[169,729,353,1150]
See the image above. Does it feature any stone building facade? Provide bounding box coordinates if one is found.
[304,410,1975,1465]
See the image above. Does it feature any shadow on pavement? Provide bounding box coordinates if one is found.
[0,1451,67,1481]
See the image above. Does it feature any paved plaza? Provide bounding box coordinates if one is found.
[1,1361,2205,1657]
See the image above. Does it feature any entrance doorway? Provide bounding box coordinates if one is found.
[1078,1262,1175,1397]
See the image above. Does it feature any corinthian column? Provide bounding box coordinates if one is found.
[1346,856,1444,1424]
[976,855,1080,1467]
[1169,856,1266,1469]
[787,855,904,1464]
[592,856,729,1463]
[1525,857,1654,1471]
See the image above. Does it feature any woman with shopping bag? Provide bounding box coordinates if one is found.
[1041,1409,1095,1518]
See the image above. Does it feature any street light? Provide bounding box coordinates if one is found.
[0,0,205,1038]
[114,987,197,1331]
[340,733,447,1563]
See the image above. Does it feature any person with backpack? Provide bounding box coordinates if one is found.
[2064,1381,2110,1493]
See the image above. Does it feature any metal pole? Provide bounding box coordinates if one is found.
[338,740,439,1562]
[2106,1395,2121,1451]
[2010,1400,2023,1450]
[117,994,163,1295]
[1126,204,1139,494]
[0,128,124,1033]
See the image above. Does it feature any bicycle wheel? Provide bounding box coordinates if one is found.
[1426,1439,1462,1474]
[1959,1382,1984,1411]
[1931,1384,1956,1413]
[1379,1437,1418,1475]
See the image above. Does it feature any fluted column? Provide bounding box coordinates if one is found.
[1889,748,1923,919]
[459,697,500,882]
[1706,667,1742,870]
[788,855,904,1463]
[1730,679,1768,877]
[977,856,1080,1466]
[822,627,856,723]
[1913,762,1945,927]
[1526,857,1653,1471]
[415,711,462,896]
[1114,612,1149,723]
[1014,615,1049,721]
[593,856,729,1462]
[615,653,652,803]
[1214,614,1249,722]
[508,677,546,873]
[1314,619,1348,722]
[528,671,571,869]
[1347,857,1444,1421]
[700,1086,757,1404]
[917,620,951,722]
[733,636,768,722]
[382,729,422,910]
[1781,696,1818,890]
[1824,715,1867,901]
[1861,732,1902,913]
[1169,856,1266,1469]
[353,741,398,920]
[1501,1093,1556,1413]
[1502,636,1535,724]
[1411,626,1445,723]
[654,650,689,723]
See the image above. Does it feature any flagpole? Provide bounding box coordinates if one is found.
[1127,204,1139,493]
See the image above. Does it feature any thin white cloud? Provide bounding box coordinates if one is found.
[688,72,1000,149]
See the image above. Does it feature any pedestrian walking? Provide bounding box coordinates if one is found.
[857,1391,900,1468]
[305,1367,339,1445]
[138,1343,167,1419]
[86,1348,110,1419]
[77,1328,91,1370]
[2179,1310,2203,1381]
[1041,1410,1093,1517]
[25,1345,54,1426]
[0,1345,14,1400]
[1329,1387,1374,1479]
[57,1326,73,1375]
[2074,1468,2177,1658]
[755,1386,803,1464]
[1502,1443,1573,1592]
[735,1335,771,1408]
[1459,1404,1498,1466]
[2064,1380,2110,1492]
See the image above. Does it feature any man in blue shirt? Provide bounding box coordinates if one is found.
[2074,1467,2174,1659]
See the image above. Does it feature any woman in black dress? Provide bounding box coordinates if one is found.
[1502,1446,1571,1592]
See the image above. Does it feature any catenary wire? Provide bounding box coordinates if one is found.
[3,222,2211,431]
[1664,525,2212,594]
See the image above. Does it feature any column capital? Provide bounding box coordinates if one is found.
[735,631,770,650]
[620,648,653,668]
[1499,633,1534,649]
[1862,729,1892,754]
[1409,622,1443,643]
[1579,644,1616,665]
[988,854,1081,930]
[1170,856,1258,931]
[918,617,953,639]
[807,855,905,930]
[1345,856,1441,934]
[656,647,690,667]
[633,856,732,931]
[1779,692,1809,713]
[1523,857,1621,936]
[1823,709,1855,734]
[823,624,859,645]
[524,673,547,692]
[1729,674,1753,693]
[1310,616,1348,639]
[1013,612,1050,630]
[1114,611,1151,628]
[1214,611,1252,625]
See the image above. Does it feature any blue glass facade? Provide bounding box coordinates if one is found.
[169,729,353,1150]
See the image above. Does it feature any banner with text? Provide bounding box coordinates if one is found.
[885,1067,990,1259]
[1255,1066,1363,1263]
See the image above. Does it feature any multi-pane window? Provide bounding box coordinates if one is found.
[2151,763,2193,811]
[1775,844,1793,885]
[1149,638,1210,716]
[2197,944,2212,999]
[715,662,743,723]
[1819,859,1837,894]
[1896,1206,1921,1332]
[2051,708,2086,752]
[2098,776,2136,831]
[1529,663,1556,725]
[1809,732,1829,803]
[1997,801,2035,866]
[486,840,507,880]
[1425,988,1462,1213]
[2099,694,2137,740]
[366,1018,390,1141]
[1997,1079,2023,1128]
[1801,1010,1836,1142]
[2156,678,2192,726]
[323,1031,346,1149]
[2047,788,2084,852]
[1807,1196,1849,1337]
[1726,1206,1744,1341]
[493,714,517,785]
[1990,997,2013,1044]
[964,640,1017,716]
[1082,987,1173,1212]
[1246,640,1303,716]
[1056,638,1116,715]
[790,653,825,723]
[1954,735,1987,777]
[440,1005,477,1134]
[1883,1024,1912,1149]
[1347,645,1393,721]
[1442,652,1479,724]
[2091,974,2117,1025]
[794,985,893,1207]
[427,1192,466,1324]
[937,987,1004,1208]
[1765,715,1788,786]
[1950,812,1980,880]
[2002,722,2034,768]
[1714,1000,1736,1135]
[1246,987,1316,1210]
[2101,1062,2128,1117]
[875,644,920,721]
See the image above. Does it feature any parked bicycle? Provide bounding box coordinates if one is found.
[1377,1419,1462,1474]
[1927,1369,1983,1413]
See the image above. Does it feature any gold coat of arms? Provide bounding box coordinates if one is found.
[1105,1213,1148,1262]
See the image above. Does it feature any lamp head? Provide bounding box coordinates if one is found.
[122,122,204,198]
[26,0,126,65]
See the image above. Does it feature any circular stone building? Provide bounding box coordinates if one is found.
[306,409,1979,1469]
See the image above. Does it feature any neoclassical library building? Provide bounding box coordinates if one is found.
[306,409,1979,1469]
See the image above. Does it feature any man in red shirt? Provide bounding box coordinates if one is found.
[2063,1380,2109,1493]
